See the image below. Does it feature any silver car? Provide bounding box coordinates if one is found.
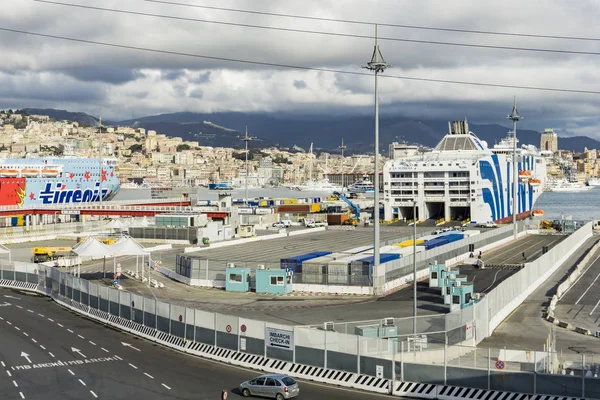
[239,374,300,399]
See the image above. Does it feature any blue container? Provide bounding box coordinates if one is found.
[443,233,464,243]
[424,238,449,250]
[248,201,259,207]
[350,253,401,282]
[280,251,333,273]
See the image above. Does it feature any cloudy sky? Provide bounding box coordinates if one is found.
[2,0,600,136]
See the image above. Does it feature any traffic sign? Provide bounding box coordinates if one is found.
[495,360,505,370]
[226,325,232,333]
[240,324,247,333]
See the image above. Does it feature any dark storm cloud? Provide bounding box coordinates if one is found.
[191,71,211,85]
[61,66,145,84]
[293,80,307,89]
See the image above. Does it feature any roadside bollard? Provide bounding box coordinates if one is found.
[221,389,228,400]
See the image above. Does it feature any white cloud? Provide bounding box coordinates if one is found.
[0,0,600,137]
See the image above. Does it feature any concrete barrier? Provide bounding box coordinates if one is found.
[575,327,591,335]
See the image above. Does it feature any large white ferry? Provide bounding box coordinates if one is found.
[383,119,546,224]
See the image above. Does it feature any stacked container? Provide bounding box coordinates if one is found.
[350,253,401,286]
[279,251,333,273]
[301,252,348,284]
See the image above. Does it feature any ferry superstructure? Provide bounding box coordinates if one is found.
[383,119,546,224]
[0,157,119,206]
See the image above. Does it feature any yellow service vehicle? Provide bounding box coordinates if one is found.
[32,247,72,263]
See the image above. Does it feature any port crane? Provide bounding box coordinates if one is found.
[332,191,361,224]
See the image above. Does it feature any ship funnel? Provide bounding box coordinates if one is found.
[451,120,469,135]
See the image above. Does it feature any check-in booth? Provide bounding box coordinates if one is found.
[448,281,475,311]
[256,269,293,294]
[442,274,467,304]
[225,267,252,292]
[428,264,446,287]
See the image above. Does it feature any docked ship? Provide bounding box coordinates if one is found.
[383,119,547,224]
[0,157,119,206]
[348,175,375,194]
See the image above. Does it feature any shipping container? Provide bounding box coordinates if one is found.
[277,204,311,213]
[254,207,274,215]
[341,245,373,255]
[301,253,348,283]
[419,234,439,242]
[423,237,449,250]
[237,207,253,215]
[442,233,464,243]
[349,253,400,286]
[327,213,348,225]
[393,239,425,248]
[396,246,425,257]
[310,203,321,213]
[280,251,333,272]
[463,230,480,237]
[379,245,405,254]
[326,254,369,285]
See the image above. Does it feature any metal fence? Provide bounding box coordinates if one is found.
[129,227,198,243]
[1,261,600,398]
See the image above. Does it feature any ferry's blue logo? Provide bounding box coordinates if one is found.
[39,181,109,204]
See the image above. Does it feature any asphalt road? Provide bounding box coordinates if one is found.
[0,288,395,400]
[481,234,565,265]
[482,235,600,355]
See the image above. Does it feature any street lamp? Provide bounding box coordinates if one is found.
[243,126,251,206]
[508,97,520,240]
[413,199,417,342]
[339,138,346,191]
[364,24,390,269]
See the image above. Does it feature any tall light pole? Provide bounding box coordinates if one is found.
[339,138,346,191]
[508,97,520,240]
[243,126,251,206]
[364,24,390,269]
[413,199,417,342]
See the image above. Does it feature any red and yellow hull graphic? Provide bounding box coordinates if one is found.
[0,178,26,206]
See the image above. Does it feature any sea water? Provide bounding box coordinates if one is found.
[535,189,600,221]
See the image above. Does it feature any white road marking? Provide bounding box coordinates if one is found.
[31,339,36,344]
[39,345,45,350]
[0,316,3,320]
[16,305,22,309]
[47,318,54,322]
[27,310,33,313]
[114,355,122,361]
[14,326,20,331]
[576,269,600,304]
[68,369,75,376]
[57,323,63,328]
[100,348,109,353]
[144,372,154,379]
[19,392,24,399]
[67,329,73,333]
[6,321,11,325]
[77,335,85,339]
[1,361,5,367]
[89,341,96,346]
[7,370,12,377]
[38,314,44,318]
[128,363,138,369]
[90,390,98,398]
[161,383,171,390]
[48,352,55,358]
[78,379,86,386]
[22,332,28,337]
[13,380,18,387]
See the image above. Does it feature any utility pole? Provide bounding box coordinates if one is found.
[508,97,520,240]
[98,109,103,206]
[339,138,347,191]
[243,126,251,206]
[364,24,390,270]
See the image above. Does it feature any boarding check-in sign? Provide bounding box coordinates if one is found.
[266,328,294,350]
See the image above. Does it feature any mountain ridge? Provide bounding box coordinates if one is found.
[17,108,600,153]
